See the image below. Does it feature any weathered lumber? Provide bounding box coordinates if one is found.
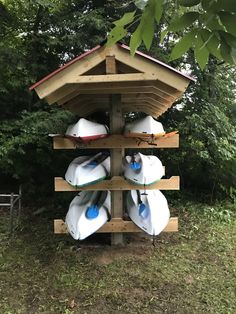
[54,176,180,191]
[54,217,178,234]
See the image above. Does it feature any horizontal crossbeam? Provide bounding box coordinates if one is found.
[54,176,180,191]
[54,217,178,234]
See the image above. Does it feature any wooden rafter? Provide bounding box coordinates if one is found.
[112,45,190,92]
[50,81,180,106]
[65,98,164,117]
[30,42,191,130]
[35,46,112,99]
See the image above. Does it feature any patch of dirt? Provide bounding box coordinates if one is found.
[86,245,152,265]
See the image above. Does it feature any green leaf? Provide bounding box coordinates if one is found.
[205,14,226,31]
[113,11,136,27]
[168,12,199,32]
[199,28,212,42]
[106,26,127,47]
[217,0,236,13]
[160,29,168,43]
[170,31,196,60]
[206,33,222,59]
[130,25,142,55]
[154,0,164,23]
[194,33,209,69]
[231,48,236,63]
[142,16,155,50]
[198,29,222,59]
[220,40,235,64]
[135,0,148,10]
[178,0,200,7]
[201,0,219,13]
[139,0,155,50]
[219,32,236,49]
[218,12,236,37]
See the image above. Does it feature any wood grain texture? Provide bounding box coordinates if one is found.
[53,134,179,149]
[54,217,178,234]
[54,176,180,191]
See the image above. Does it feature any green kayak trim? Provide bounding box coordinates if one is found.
[124,177,161,186]
[68,176,107,188]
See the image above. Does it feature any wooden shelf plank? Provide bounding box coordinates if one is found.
[53,134,179,149]
[54,176,180,191]
[54,217,178,234]
[67,73,163,84]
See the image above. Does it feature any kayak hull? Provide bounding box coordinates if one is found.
[126,189,170,235]
[124,116,165,137]
[65,153,110,187]
[124,153,164,185]
[66,191,111,240]
[65,118,109,141]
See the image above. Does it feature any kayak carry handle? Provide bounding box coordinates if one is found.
[136,190,149,219]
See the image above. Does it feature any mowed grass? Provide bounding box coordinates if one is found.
[0,202,235,314]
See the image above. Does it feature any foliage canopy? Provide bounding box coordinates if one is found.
[107,0,236,69]
[0,0,235,202]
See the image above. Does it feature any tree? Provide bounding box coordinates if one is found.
[107,0,236,69]
[0,0,129,199]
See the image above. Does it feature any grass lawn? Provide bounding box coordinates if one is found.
[0,201,235,314]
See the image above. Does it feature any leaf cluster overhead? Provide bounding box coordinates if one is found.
[107,0,236,69]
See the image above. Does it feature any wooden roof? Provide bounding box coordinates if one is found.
[30,43,194,117]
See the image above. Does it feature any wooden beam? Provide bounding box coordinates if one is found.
[110,93,124,245]
[106,56,117,74]
[122,103,163,116]
[53,134,180,149]
[125,99,164,111]
[65,98,162,110]
[34,46,110,99]
[48,83,154,105]
[64,93,170,107]
[122,106,158,117]
[53,83,179,106]
[152,81,182,98]
[70,81,179,97]
[65,99,164,117]
[46,85,80,105]
[67,73,165,85]
[111,44,191,92]
[123,93,170,106]
[64,102,109,116]
[54,176,180,192]
[54,217,178,234]
[65,95,109,108]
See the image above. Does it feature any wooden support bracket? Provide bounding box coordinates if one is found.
[53,134,179,149]
[54,217,178,234]
[54,176,180,191]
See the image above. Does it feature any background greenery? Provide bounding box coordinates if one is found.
[0,0,235,204]
[0,3,235,313]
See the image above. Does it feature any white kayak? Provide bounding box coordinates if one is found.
[65,190,111,240]
[65,118,109,141]
[124,152,164,186]
[124,115,165,138]
[65,152,110,187]
[126,189,170,235]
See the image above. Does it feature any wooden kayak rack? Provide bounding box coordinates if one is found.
[30,43,193,245]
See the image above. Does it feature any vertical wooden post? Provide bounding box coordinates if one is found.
[106,56,124,245]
